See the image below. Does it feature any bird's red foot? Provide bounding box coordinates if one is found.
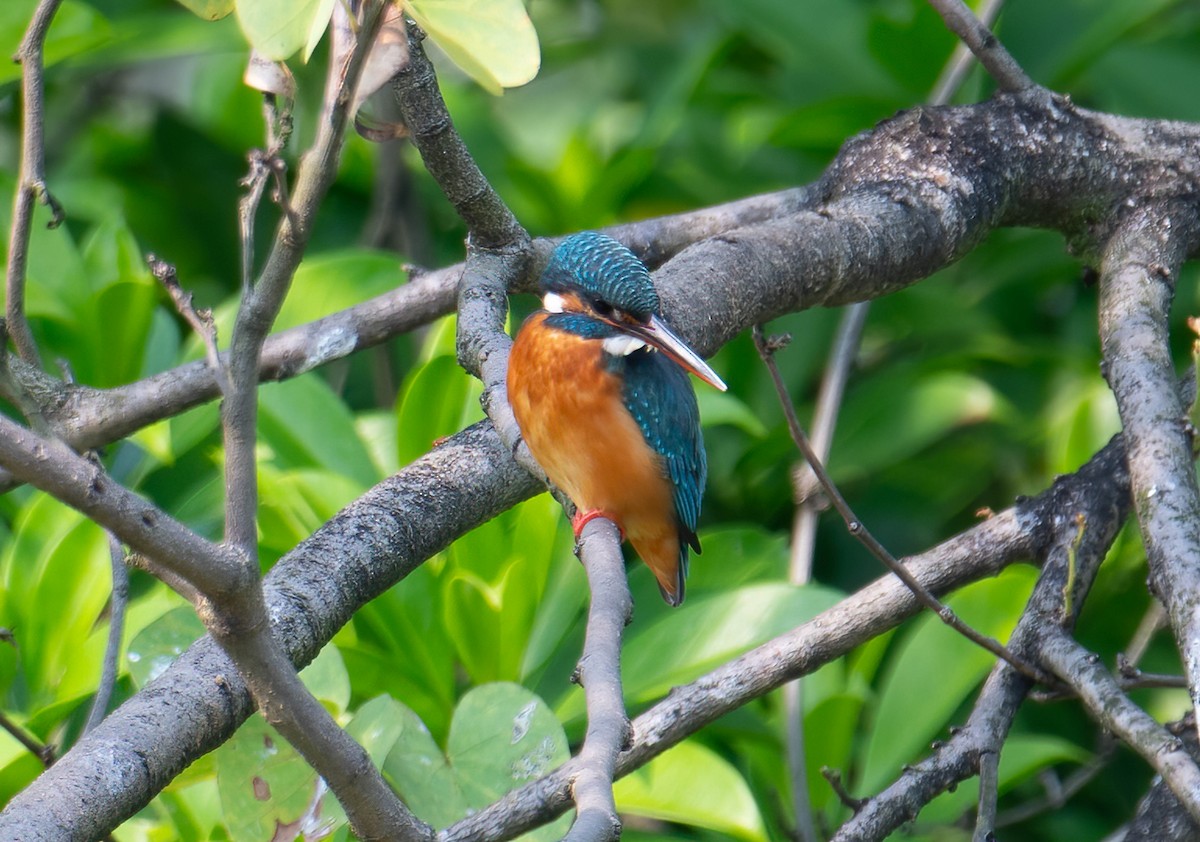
[572,509,625,541]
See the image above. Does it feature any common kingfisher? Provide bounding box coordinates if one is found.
[507,232,727,606]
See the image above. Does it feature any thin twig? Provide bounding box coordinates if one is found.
[929,0,1008,103]
[0,709,53,767]
[783,24,1005,831]
[5,0,66,367]
[84,533,129,734]
[925,0,1034,92]
[993,737,1115,827]
[789,301,868,577]
[831,430,1131,842]
[1030,670,1187,703]
[752,325,1050,684]
[821,767,867,813]
[1124,601,1167,669]
[147,253,228,394]
[215,4,434,838]
[972,750,999,842]
[563,518,632,842]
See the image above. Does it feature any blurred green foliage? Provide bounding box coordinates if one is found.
[2,0,1200,839]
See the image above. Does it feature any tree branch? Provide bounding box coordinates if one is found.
[1039,630,1200,821]
[83,533,129,734]
[1096,206,1200,732]
[0,414,247,598]
[5,0,65,367]
[754,325,1048,682]
[925,0,1034,92]
[0,421,539,841]
[832,432,1132,840]
[443,500,1037,842]
[564,518,632,842]
[5,89,1200,839]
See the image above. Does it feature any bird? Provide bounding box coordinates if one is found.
[507,231,727,606]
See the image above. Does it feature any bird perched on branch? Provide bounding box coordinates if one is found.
[507,232,727,606]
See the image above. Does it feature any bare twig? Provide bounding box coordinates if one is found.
[925,0,1034,92]
[1039,630,1200,822]
[789,302,868,577]
[210,4,434,838]
[444,504,1037,841]
[783,27,1003,832]
[994,737,1115,827]
[752,325,1050,684]
[783,300,865,842]
[84,533,128,734]
[972,749,999,842]
[0,414,246,597]
[1124,602,1167,668]
[564,518,632,842]
[929,0,1008,103]
[0,709,53,767]
[831,431,1131,842]
[5,0,66,367]
[821,768,867,813]
[147,253,227,393]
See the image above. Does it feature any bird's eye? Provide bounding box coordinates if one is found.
[593,299,614,318]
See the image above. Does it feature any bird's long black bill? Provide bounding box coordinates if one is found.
[636,315,728,392]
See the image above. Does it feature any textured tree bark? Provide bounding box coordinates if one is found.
[3,87,1200,839]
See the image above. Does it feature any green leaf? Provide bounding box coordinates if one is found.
[343,567,457,741]
[406,0,540,93]
[259,374,380,488]
[395,351,483,467]
[442,494,575,684]
[258,466,365,560]
[216,715,338,841]
[858,565,1037,794]
[381,696,468,829]
[234,0,334,61]
[173,0,235,21]
[298,643,351,717]
[274,250,406,333]
[127,606,206,689]
[383,683,571,839]
[613,739,767,840]
[82,219,159,387]
[0,495,112,708]
[804,690,867,812]
[833,370,1007,481]
[698,388,769,437]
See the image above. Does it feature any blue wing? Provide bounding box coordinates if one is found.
[619,350,707,571]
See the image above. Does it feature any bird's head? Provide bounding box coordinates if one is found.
[538,232,727,391]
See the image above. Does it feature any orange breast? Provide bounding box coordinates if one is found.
[508,313,683,600]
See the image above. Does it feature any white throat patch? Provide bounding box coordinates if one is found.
[601,334,647,357]
[542,292,566,313]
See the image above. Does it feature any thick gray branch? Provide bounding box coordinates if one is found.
[0,421,536,841]
[6,90,1200,838]
[1097,206,1200,727]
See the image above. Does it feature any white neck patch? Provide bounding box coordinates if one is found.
[602,334,647,357]
[542,292,566,313]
